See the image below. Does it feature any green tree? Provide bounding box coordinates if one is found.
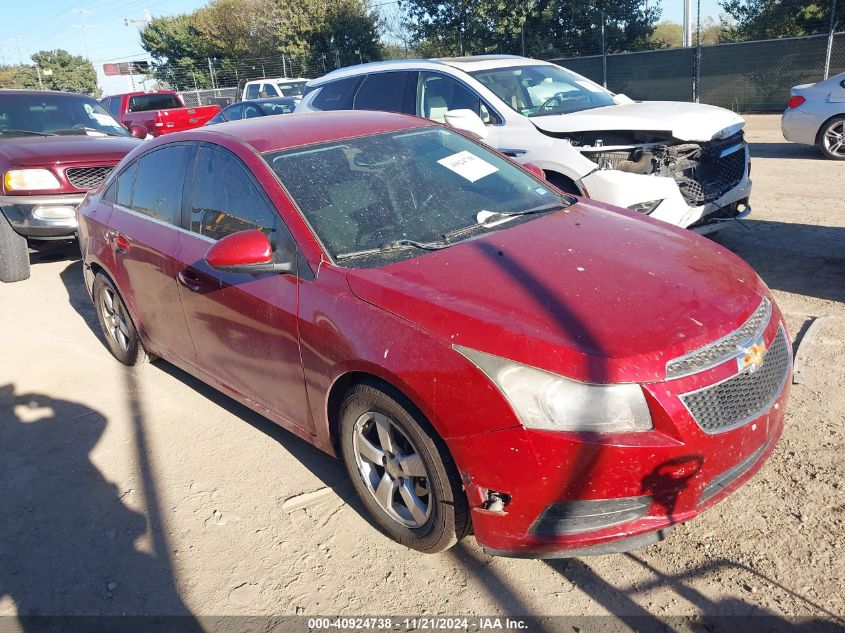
[720,0,842,40]
[0,65,40,90]
[0,51,98,95]
[139,0,382,87]
[400,0,661,58]
[648,21,684,47]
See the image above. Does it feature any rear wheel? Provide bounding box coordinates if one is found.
[338,382,470,553]
[0,215,30,283]
[817,117,845,160]
[93,273,151,365]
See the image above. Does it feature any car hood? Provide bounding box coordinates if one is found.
[0,135,142,167]
[345,202,767,384]
[531,101,745,142]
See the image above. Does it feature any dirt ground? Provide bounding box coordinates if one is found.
[0,115,843,629]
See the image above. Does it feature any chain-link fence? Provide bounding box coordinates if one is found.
[179,87,238,108]
[553,31,845,111]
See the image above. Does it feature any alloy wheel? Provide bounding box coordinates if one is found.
[100,286,130,352]
[823,120,845,157]
[352,411,433,528]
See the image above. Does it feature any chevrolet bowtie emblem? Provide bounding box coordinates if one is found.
[737,337,766,374]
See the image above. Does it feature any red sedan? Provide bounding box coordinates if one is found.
[77,111,791,557]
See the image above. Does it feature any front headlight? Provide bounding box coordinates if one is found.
[455,346,653,432]
[4,168,62,192]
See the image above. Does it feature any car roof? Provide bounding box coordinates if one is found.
[307,55,553,86]
[0,89,96,98]
[244,77,308,84]
[185,110,436,154]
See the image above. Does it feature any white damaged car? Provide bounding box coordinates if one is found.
[298,55,751,233]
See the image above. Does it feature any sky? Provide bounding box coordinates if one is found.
[1,0,724,94]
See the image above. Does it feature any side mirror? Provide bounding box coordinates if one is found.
[522,163,546,180]
[204,229,295,274]
[444,109,488,139]
[128,123,148,139]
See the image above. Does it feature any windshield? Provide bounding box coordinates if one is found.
[469,64,616,117]
[264,126,566,266]
[0,93,129,137]
[277,81,307,98]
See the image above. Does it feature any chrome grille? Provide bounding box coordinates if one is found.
[680,326,791,434]
[666,298,772,379]
[66,166,113,190]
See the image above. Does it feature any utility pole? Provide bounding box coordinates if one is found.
[72,8,93,59]
[683,0,692,47]
[823,0,838,79]
[8,38,24,65]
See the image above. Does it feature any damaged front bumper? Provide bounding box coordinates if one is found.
[577,136,752,234]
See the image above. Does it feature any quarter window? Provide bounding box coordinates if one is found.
[245,84,261,99]
[103,161,137,208]
[130,146,190,224]
[189,146,278,240]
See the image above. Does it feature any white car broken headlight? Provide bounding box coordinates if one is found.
[627,199,663,214]
[455,346,653,432]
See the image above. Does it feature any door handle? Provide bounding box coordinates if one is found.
[177,270,202,292]
[106,230,129,253]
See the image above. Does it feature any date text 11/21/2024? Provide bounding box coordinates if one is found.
[306,617,529,630]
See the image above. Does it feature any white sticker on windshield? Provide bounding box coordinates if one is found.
[437,151,498,183]
[575,80,605,93]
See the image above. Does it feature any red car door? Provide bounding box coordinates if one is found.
[106,145,197,364]
[173,144,313,433]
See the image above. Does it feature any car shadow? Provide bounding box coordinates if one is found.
[747,142,821,160]
[28,239,79,266]
[0,383,203,629]
[57,260,376,535]
[711,219,845,304]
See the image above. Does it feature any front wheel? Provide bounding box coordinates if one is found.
[817,116,845,160]
[0,215,30,283]
[338,383,470,553]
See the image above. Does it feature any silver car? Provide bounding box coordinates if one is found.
[782,71,845,160]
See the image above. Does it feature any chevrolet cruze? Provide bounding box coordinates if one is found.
[77,111,791,557]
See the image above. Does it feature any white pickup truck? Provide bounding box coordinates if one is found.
[298,55,752,233]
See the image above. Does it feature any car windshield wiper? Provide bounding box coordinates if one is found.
[52,127,123,137]
[336,238,451,262]
[476,201,571,227]
[0,129,51,137]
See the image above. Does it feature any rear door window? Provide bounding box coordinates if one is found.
[261,83,279,97]
[311,77,361,111]
[130,145,191,224]
[353,72,411,113]
[188,146,278,240]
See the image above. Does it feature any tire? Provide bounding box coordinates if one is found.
[0,214,30,283]
[338,382,470,553]
[817,116,845,160]
[92,273,151,366]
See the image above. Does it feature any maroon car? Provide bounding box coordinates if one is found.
[78,112,790,557]
[0,90,141,282]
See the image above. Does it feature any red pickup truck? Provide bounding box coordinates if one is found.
[100,91,220,138]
